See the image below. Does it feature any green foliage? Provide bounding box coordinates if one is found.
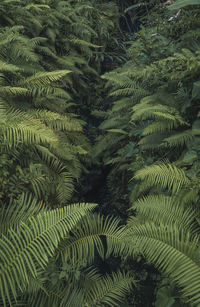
[0,1,136,307]
[94,2,200,305]
[127,222,200,305]
[0,198,135,307]
[85,271,135,306]
[169,0,200,10]
[0,202,96,305]
[129,195,197,232]
[1,0,200,306]
[134,162,190,194]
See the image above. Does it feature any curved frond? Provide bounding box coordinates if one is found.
[130,195,197,232]
[1,108,58,147]
[85,271,135,307]
[56,172,74,204]
[142,120,181,135]
[134,162,190,194]
[162,130,200,147]
[0,203,97,305]
[128,223,200,305]
[59,214,128,264]
[21,70,72,87]
[0,193,45,234]
[131,98,186,128]
[29,109,82,132]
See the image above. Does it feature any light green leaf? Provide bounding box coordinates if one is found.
[107,129,128,134]
[169,0,200,10]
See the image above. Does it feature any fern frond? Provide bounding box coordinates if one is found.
[0,99,7,123]
[30,86,71,100]
[28,163,48,199]
[85,271,135,307]
[1,108,58,147]
[138,133,167,150]
[142,120,181,135]
[109,87,140,97]
[56,172,74,204]
[0,203,97,306]
[99,116,125,130]
[128,223,200,305]
[162,130,200,147]
[21,70,72,87]
[0,193,45,234]
[0,60,20,72]
[0,87,28,97]
[132,102,185,125]
[134,162,190,194]
[130,195,197,232]
[59,214,127,264]
[101,72,132,87]
[30,109,82,132]
[60,287,84,307]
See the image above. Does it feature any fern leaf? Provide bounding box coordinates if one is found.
[0,193,45,234]
[0,61,20,72]
[85,271,135,307]
[59,214,128,264]
[142,120,181,135]
[134,162,190,194]
[0,203,97,306]
[162,130,200,147]
[22,70,72,87]
[129,223,200,305]
[30,110,82,132]
[130,195,197,232]
[1,108,58,147]
[56,172,74,204]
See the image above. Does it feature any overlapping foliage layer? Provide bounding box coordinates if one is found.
[0,0,135,306]
[94,0,200,305]
[1,0,200,306]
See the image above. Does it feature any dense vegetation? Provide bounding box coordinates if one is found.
[0,0,200,306]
